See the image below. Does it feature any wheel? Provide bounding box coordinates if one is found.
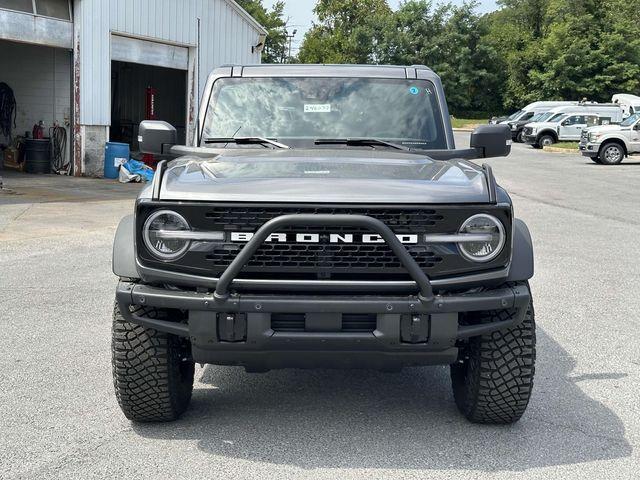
[599,143,624,165]
[516,130,524,143]
[112,302,194,422]
[538,134,555,148]
[451,288,536,424]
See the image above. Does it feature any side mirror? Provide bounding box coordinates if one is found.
[138,120,177,155]
[470,124,511,158]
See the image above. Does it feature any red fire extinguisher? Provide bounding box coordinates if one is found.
[32,121,45,139]
[142,87,157,167]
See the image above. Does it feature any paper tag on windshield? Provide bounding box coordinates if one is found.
[304,104,331,113]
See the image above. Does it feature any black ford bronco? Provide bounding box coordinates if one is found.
[112,64,535,424]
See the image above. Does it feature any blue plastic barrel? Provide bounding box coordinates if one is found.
[104,141,130,179]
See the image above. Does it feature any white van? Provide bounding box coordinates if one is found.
[612,94,640,119]
[494,101,580,125]
[522,104,624,147]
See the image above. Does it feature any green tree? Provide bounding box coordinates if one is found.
[298,0,393,63]
[236,0,288,63]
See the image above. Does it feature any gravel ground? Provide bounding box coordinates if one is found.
[0,137,637,479]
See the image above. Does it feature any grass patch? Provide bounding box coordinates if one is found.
[551,142,580,150]
[450,117,486,129]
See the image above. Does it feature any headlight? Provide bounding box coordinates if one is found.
[589,132,602,142]
[143,210,191,260]
[530,127,538,134]
[458,214,506,262]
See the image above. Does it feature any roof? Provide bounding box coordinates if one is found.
[225,0,268,35]
[213,64,438,79]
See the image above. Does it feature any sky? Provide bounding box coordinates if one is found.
[263,0,500,54]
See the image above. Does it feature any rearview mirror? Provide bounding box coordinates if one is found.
[470,124,511,158]
[138,120,177,155]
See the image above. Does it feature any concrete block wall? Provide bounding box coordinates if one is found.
[0,40,72,165]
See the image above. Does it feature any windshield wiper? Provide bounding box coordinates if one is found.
[204,137,290,149]
[314,138,411,151]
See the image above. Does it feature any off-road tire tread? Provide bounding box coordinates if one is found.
[112,303,194,422]
[451,289,536,424]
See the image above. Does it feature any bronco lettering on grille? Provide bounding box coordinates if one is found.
[230,232,419,244]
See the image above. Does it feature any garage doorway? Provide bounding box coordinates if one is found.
[110,61,187,153]
[0,40,72,173]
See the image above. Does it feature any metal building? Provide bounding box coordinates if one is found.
[0,0,266,176]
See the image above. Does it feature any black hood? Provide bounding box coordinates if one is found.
[158,148,490,204]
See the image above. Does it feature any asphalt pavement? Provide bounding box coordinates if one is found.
[0,136,638,479]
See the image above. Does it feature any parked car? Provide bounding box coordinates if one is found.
[505,102,607,143]
[612,94,640,119]
[489,101,580,126]
[111,64,536,425]
[522,105,624,148]
[579,112,640,164]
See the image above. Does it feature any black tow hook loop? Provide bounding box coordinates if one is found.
[400,314,430,344]
[217,313,247,342]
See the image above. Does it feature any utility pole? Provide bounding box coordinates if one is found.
[285,29,297,63]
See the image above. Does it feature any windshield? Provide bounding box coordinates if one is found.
[202,77,447,149]
[507,110,523,121]
[548,113,565,122]
[620,113,640,127]
[533,111,554,122]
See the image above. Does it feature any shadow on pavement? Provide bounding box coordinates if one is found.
[133,328,631,471]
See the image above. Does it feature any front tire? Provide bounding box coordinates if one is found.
[451,293,536,424]
[538,134,555,148]
[112,303,194,422]
[599,143,624,165]
[516,130,524,143]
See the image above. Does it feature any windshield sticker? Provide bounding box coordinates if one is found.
[304,104,331,113]
[409,86,419,95]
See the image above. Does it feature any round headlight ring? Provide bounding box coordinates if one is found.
[143,210,191,261]
[458,213,506,263]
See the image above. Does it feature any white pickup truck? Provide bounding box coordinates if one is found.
[579,113,640,164]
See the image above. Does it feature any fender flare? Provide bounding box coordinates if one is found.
[507,218,534,282]
[599,137,628,156]
[112,215,139,279]
[536,129,557,142]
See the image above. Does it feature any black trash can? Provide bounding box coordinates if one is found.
[24,139,51,174]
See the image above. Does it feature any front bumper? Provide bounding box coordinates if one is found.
[579,141,600,157]
[116,281,531,370]
[118,212,529,370]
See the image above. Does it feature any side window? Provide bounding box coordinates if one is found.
[586,116,599,127]
[598,117,611,126]
[563,115,581,126]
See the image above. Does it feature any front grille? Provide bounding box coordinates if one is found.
[137,203,512,281]
[205,243,443,272]
[271,313,377,332]
[523,127,533,135]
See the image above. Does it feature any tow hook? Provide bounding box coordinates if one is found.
[400,314,429,344]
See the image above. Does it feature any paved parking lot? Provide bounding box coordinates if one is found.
[0,136,638,479]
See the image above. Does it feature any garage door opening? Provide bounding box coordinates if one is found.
[0,39,72,174]
[110,61,187,156]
